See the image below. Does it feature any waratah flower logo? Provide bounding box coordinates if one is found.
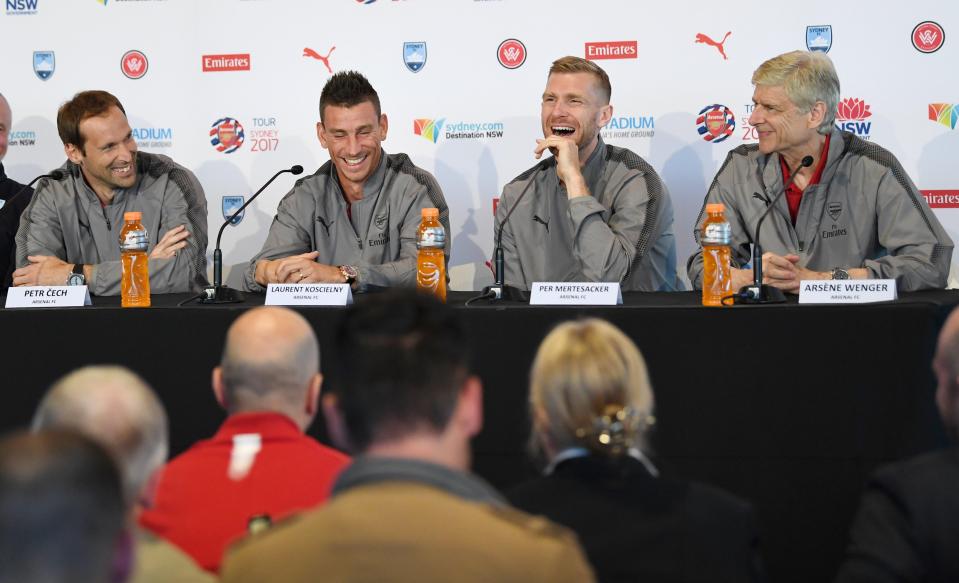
[836,98,872,121]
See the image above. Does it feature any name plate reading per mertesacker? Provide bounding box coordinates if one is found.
[265,283,353,306]
[529,282,623,306]
[5,286,92,308]
[798,279,897,304]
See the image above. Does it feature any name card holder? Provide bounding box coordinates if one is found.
[5,286,92,308]
[529,282,623,306]
[265,283,353,306]
[798,279,897,304]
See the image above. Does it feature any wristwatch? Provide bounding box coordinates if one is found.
[337,265,357,285]
[66,263,86,286]
[830,267,850,280]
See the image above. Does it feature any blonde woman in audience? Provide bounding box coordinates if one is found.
[509,318,766,583]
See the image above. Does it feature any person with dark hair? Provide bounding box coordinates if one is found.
[33,365,214,583]
[12,90,208,295]
[221,291,595,583]
[0,430,126,583]
[245,71,449,292]
[495,56,681,292]
[508,318,765,583]
[0,92,33,291]
[835,305,959,582]
[139,306,349,573]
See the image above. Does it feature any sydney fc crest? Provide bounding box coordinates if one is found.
[222,196,245,225]
[806,25,832,52]
[33,51,55,81]
[403,42,427,73]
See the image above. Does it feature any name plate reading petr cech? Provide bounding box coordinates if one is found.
[265,283,353,306]
[5,286,92,308]
[529,282,623,306]
[798,279,897,304]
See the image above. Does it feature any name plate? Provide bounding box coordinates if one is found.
[265,283,353,306]
[5,286,91,308]
[798,279,897,304]
[529,282,623,306]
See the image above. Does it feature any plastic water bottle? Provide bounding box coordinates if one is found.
[416,207,446,302]
[119,211,151,308]
[701,203,732,307]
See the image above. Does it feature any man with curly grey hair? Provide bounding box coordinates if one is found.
[687,50,952,293]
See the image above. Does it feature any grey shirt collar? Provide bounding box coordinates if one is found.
[332,455,507,507]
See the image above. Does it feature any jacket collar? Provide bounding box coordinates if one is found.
[212,411,303,442]
[332,455,507,507]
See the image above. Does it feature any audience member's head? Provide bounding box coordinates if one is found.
[215,306,322,430]
[934,306,959,438]
[327,290,482,469]
[529,318,655,461]
[32,365,168,506]
[0,430,126,583]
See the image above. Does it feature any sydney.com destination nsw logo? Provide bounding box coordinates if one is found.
[413,118,504,143]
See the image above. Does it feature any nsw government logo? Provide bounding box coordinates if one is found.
[497,39,526,69]
[601,114,654,140]
[806,25,832,52]
[33,51,54,81]
[696,104,735,143]
[121,50,148,80]
[912,21,944,53]
[6,0,38,15]
[403,42,427,73]
[835,98,872,139]
[222,196,245,226]
[210,118,245,154]
[585,41,637,60]
[928,104,958,130]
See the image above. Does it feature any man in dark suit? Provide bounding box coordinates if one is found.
[0,93,32,291]
[835,307,959,582]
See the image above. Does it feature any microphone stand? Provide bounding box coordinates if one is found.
[735,155,814,304]
[200,165,303,304]
[483,164,543,301]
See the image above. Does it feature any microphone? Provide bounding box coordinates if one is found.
[484,162,545,301]
[736,155,814,304]
[200,164,304,304]
[2,169,65,208]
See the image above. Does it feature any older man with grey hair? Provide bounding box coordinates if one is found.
[687,50,952,293]
[33,365,214,583]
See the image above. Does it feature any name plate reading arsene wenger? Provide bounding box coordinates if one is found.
[798,279,897,304]
[5,286,92,308]
[529,282,623,306]
[265,283,353,306]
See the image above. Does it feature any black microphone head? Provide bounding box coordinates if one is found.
[801,155,814,167]
[290,165,304,175]
[48,169,65,180]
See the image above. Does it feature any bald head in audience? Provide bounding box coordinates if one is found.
[214,306,322,430]
[0,430,126,583]
[32,365,168,506]
[933,307,959,437]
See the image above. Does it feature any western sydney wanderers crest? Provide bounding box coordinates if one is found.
[696,104,735,143]
[222,196,245,225]
[210,117,245,154]
[33,51,55,81]
[121,50,148,79]
[403,42,427,73]
[912,21,945,53]
[806,25,832,52]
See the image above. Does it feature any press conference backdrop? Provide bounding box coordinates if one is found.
[2,0,958,290]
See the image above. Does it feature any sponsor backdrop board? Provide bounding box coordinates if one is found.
[2,0,957,290]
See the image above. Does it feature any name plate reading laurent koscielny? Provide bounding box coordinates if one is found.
[5,286,92,308]
[265,283,353,306]
[798,279,897,304]
[529,282,623,306]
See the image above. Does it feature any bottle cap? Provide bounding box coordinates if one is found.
[421,207,439,218]
[705,203,725,214]
[124,211,142,221]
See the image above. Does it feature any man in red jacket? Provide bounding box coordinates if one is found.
[140,306,350,573]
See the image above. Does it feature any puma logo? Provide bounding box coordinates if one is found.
[695,32,731,61]
[303,46,336,74]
